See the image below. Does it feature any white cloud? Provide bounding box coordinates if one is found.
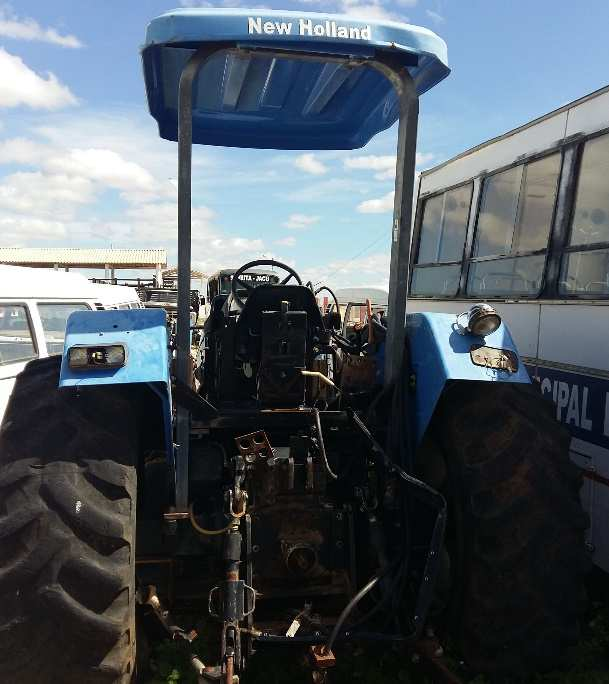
[345,151,434,180]
[345,155,395,172]
[0,171,95,219]
[179,0,412,22]
[337,1,402,21]
[294,153,328,176]
[301,251,391,291]
[357,190,394,213]
[295,0,410,21]
[425,9,445,24]
[416,151,435,168]
[0,48,78,109]
[0,214,68,242]
[0,140,173,237]
[0,110,265,276]
[274,236,297,247]
[0,6,83,48]
[283,213,320,230]
[45,148,164,201]
[114,202,215,242]
[0,136,43,164]
[345,154,395,180]
[286,177,369,202]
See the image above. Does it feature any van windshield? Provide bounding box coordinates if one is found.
[39,303,89,355]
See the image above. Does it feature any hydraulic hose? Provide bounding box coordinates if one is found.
[313,408,338,480]
[325,575,381,654]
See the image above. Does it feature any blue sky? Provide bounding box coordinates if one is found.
[1,0,608,288]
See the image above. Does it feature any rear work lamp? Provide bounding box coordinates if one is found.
[456,304,502,337]
[68,344,126,370]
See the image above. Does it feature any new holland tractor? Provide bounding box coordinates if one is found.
[0,9,588,684]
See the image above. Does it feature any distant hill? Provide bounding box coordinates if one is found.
[334,287,388,305]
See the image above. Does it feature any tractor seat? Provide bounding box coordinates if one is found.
[235,284,324,338]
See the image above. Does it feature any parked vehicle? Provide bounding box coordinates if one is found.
[0,10,587,684]
[409,83,609,573]
[206,267,280,303]
[0,265,142,421]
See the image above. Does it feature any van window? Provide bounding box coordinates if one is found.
[467,153,560,297]
[0,304,37,366]
[411,182,473,296]
[559,133,609,296]
[38,303,89,355]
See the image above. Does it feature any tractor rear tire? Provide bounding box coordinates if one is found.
[0,356,138,683]
[436,381,588,680]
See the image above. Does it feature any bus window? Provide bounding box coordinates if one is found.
[559,133,609,296]
[467,153,560,297]
[411,182,472,296]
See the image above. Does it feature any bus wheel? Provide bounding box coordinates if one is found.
[0,356,138,683]
[437,381,589,679]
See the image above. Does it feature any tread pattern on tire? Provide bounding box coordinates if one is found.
[0,356,137,684]
[435,381,588,679]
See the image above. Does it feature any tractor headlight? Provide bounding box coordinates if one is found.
[68,344,126,369]
[457,304,501,337]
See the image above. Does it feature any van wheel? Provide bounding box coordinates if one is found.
[0,356,138,683]
[436,381,588,679]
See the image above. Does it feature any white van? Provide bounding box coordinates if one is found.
[0,265,143,420]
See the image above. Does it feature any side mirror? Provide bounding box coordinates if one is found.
[200,296,206,306]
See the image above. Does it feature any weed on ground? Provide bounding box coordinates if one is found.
[145,597,609,683]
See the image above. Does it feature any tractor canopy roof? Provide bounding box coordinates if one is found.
[142,8,449,150]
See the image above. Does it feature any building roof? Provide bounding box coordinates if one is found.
[162,267,205,279]
[0,247,167,269]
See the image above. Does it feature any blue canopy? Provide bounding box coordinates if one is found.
[142,8,449,150]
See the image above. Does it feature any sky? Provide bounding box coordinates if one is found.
[1,0,608,290]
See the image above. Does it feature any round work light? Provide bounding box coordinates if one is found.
[457,303,502,337]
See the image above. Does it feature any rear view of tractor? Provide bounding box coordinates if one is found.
[0,8,588,684]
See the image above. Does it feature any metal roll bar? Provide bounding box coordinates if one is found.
[175,44,419,510]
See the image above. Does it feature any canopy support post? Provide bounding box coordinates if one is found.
[371,60,419,387]
[176,44,228,512]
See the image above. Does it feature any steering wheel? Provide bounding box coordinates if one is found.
[231,259,302,309]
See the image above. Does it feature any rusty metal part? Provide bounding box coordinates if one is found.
[306,456,314,490]
[142,585,195,642]
[191,655,206,676]
[308,645,336,669]
[225,654,234,684]
[239,627,262,638]
[286,603,313,637]
[284,543,318,576]
[340,353,376,393]
[235,430,273,462]
[366,298,373,344]
[414,633,463,684]
[470,344,518,373]
[135,558,176,606]
[163,510,190,521]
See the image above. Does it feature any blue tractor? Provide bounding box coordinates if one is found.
[0,9,587,684]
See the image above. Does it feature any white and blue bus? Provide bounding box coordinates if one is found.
[409,84,609,572]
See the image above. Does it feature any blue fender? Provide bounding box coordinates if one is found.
[59,309,173,460]
[407,312,531,444]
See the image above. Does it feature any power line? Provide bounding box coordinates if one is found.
[314,226,389,286]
